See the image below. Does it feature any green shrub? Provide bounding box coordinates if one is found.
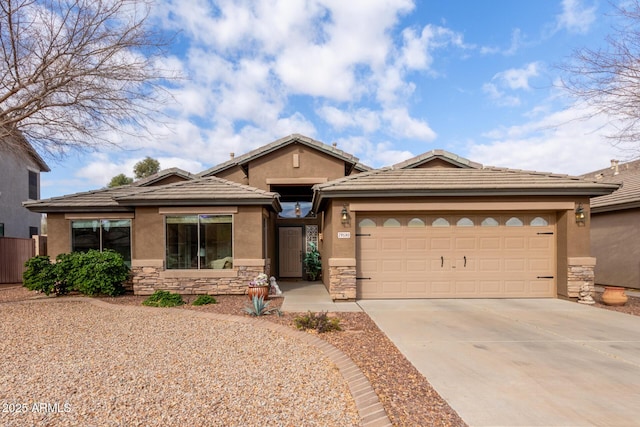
[192,295,217,306]
[23,256,59,295]
[142,290,185,307]
[66,250,129,296]
[23,250,129,297]
[294,311,341,333]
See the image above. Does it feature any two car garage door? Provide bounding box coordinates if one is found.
[356,213,556,299]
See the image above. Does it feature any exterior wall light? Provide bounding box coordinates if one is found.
[295,202,301,217]
[341,204,350,226]
[575,203,586,225]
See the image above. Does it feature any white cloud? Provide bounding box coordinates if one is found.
[383,108,437,141]
[316,106,380,133]
[556,0,597,34]
[483,62,541,106]
[480,28,522,56]
[469,104,625,175]
[335,136,415,167]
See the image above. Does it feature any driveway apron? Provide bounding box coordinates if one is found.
[358,298,640,427]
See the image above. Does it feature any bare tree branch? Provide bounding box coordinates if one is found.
[559,0,640,154]
[0,0,177,157]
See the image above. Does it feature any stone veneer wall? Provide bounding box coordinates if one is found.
[327,258,356,300]
[131,259,266,296]
[567,257,596,298]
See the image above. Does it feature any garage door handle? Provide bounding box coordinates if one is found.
[537,276,554,279]
[441,256,444,267]
[464,256,467,267]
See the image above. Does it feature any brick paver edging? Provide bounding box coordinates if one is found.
[24,297,392,427]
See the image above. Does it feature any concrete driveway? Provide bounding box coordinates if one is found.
[358,298,640,427]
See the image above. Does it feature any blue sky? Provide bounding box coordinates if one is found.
[41,0,627,199]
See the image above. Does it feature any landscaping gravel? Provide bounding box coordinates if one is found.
[4,285,639,427]
[0,297,359,427]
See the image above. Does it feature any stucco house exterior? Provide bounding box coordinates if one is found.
[24,134,619,300]
[1,134,50,238]
[582,159,640,290]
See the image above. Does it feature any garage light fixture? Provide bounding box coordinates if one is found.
[341,204,350,226]
[295,202,301,217]
[575,203,586,225]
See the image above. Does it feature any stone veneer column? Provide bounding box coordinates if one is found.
[328,258,357,301]
[567,257,596,298]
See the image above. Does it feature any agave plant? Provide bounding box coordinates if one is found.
[243,295,280,317]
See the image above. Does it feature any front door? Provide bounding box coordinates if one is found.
[279,227,303,277]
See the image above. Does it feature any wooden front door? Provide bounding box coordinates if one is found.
[279,227,303,277]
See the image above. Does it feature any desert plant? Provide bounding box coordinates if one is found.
[142,290,185,307]
[192,295,217,306]
[243,295,279,316]
[294,311,341,333]
[303,242,321,281]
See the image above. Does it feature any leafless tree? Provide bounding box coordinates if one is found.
[560,1,640,154]
[0,0,175,156]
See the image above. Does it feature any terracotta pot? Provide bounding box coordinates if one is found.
[601,286,628,306]
[247,285,270,301]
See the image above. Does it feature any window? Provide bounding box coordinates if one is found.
[28,171,38,200]
[456,217,474,227]
[481,217,499,227]
[358,219,376,228]
[0,223,4,237]
[29,226,38,237]
[71,219,131,265]
[383,218,401,227]
[506,217,524,227]
[432,217,450,227]
[530,217,549,226]
[408,218,425,227]
[166,215,232,270]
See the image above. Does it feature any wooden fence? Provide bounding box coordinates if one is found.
[0,237,39,284]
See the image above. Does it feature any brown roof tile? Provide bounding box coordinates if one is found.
[392,149,482,169]
[581,159,640,211]
[314,167,619,200]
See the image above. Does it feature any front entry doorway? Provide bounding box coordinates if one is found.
[279,227,303,278]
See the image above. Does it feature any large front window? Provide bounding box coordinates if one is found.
[165,215,233,269]
[71,219,132,265]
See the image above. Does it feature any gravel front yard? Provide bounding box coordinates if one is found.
[2,285,638,427]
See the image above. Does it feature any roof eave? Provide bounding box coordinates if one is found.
[591,201,640,214]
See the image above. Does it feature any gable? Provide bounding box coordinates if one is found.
[393,149,481,170]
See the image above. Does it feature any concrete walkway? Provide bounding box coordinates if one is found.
[278,281,362,312]
[358,298,640,427]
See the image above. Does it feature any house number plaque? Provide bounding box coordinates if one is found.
[337,232,351,239]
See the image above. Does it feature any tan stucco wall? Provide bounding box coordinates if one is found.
[234,206,263,259]
[591,208,640,289]
[46,213,70,259]
[133,207,163,259]
[215,167,248,185]
[147,176,190,186]
[246,144,349,191]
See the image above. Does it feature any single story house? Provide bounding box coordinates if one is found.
[25,134,619,300]
[582,159,640,290]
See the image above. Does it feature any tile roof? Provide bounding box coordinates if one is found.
[115,176,280,207]
[581,159,640,212]
[133,168,195,187]
[198,134,371,177]
[392,149,482,169]
[313,167,619,205]
[24,177,281,212]
[1,130,50,172]
[23,185,141,212]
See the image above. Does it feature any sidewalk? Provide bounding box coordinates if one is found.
[278,281,362,312]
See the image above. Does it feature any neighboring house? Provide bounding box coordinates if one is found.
[582,159,640,290]
[0,134,50,238]
[24,134,618,300]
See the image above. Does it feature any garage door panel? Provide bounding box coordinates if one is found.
[357,213,556,299]
[505,237,526,249]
